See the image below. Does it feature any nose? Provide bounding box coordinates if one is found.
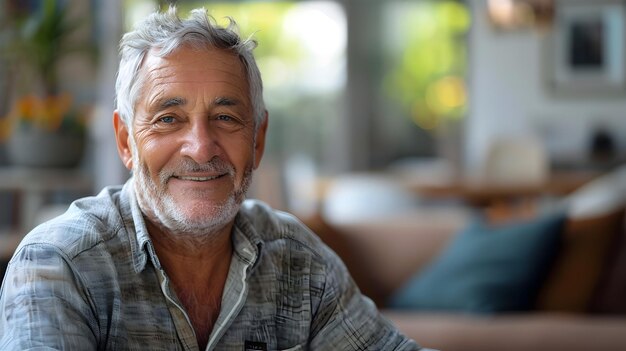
[179,119,220,164]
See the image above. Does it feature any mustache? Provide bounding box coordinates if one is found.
[158,157,235,184]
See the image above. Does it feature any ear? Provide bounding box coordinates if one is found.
[113,110,134,170]
[253,110,269,170]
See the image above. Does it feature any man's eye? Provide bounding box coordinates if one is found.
[216,114,234,122]
[158,116,175,124]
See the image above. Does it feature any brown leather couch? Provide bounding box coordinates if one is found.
[302,204,626,351]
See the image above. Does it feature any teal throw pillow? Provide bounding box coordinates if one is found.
[388,213,565,313]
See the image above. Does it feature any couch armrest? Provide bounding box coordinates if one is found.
[384,311,626,351]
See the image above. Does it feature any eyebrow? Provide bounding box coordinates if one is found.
[214,96,241,107]
[148,96,242,114]
[149,97,187,114]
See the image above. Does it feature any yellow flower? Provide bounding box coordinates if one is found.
[15,95,39,122]
[0,117,12,140]
[8,94,78,133]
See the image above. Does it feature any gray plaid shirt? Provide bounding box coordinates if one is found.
[0,180,421,350]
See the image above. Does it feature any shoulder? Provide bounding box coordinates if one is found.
[14,185,126,261]
[238,200,332,261]
[238,200,352,299]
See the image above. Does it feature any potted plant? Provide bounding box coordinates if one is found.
[0,0,95,168]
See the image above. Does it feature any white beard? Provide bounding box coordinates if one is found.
[130,138,253,240]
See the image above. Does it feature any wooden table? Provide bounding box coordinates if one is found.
[400,169,601,206]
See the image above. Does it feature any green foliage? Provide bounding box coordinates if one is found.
[172,2,307,79]
[0,0,97,138]
[1,0,97,95]
[383,1,470,130]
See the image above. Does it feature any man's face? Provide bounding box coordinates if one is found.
[115,46,267,235]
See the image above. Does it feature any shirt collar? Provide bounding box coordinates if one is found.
[121,179,154,273]
[231,209,265,271]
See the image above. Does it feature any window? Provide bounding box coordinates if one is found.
[374,0,470,167]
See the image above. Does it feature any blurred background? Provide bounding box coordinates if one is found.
[2,0,624,229]
[2,1,626,349]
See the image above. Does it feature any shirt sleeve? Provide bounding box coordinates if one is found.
[308,246,422,351]
[0,243,99,350]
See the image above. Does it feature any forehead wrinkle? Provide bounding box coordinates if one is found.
[139,48,252,115]
[148,79,249,105]
[147,68,247,91]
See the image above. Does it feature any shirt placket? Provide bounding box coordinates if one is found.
[205,253,251,351]
[151,240,257,351]
[155,266,200,351]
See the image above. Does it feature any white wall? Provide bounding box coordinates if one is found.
[466,0,626,174]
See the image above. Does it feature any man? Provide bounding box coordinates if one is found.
[0,8,423,350]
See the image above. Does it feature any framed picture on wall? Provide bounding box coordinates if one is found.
[548,0,626,95]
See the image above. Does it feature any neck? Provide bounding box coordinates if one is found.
[148,219,234,276]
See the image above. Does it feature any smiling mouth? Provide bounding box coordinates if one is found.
[173,174,227,182]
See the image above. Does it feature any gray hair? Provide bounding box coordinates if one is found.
[115,7,265,130]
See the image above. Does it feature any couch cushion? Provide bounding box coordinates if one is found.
[536,208,625,312]
[388,212,565,313]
